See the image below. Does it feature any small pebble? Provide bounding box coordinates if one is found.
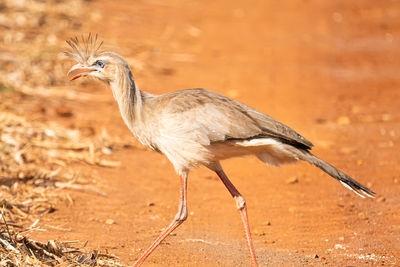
[254,229,265,236]
[105,219,115,225]
[334,244,346,250]
[102,147,113,155]
[286,177,298,184]
[337,116,350,125]
[187,25,201,37]
[376,196,386,203]
[55,106,73,117]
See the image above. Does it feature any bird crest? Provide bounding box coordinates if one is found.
[65,33,103,64]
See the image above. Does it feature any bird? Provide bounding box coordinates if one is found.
[65,34,375,267]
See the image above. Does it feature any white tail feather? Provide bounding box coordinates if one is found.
[339,181,366,198]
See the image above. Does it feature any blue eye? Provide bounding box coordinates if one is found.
[95,60,106,68]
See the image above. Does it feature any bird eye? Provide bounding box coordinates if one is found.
[94,60,106,68]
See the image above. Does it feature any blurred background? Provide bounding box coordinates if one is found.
[0,0,399,266]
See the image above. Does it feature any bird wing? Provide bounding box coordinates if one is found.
[154,88,313,150]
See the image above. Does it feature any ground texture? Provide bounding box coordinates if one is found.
[2,0,400,266]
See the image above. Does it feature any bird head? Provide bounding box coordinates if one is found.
[65,34,129,84]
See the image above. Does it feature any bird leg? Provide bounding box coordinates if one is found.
[133,173,188,267]
[214,165,259,267]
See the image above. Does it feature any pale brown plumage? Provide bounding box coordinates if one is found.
[66,35,375,267]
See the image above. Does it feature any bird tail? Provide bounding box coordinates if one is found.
[297,151,376,198]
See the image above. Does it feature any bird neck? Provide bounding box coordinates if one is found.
[109,65,143,131]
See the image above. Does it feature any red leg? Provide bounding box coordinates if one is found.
[213,163,259,267]
[133,173,188,267]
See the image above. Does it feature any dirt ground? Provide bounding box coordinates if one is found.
[27,0,399,266]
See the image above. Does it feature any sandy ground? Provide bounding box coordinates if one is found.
[32,0,399,266]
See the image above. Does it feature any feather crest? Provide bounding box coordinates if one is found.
[64,33,104,64]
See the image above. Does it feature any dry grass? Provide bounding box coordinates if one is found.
[0,110,128,225]
[0,91,131,267]
[0,223,125,266]
[0,0,132,265]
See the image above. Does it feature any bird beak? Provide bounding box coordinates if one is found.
[67,63,97,81]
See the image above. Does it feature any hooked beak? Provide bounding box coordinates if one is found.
[67,63,97,81]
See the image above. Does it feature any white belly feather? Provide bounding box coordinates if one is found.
[208,138,300,167]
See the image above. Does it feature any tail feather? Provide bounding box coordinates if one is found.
[298,151,375,198]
